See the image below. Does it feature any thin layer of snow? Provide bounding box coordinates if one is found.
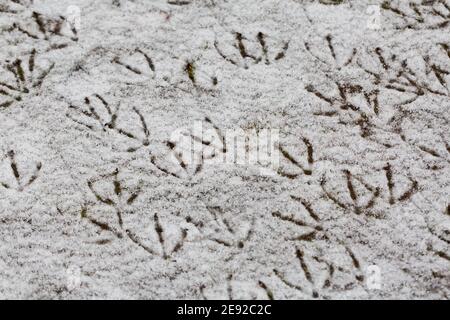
[0,0,449,299]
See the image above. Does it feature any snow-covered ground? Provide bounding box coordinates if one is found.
[0,0,448,299]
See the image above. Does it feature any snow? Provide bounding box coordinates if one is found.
[0,0,449,299]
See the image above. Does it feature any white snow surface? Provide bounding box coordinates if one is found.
[0,0,449,299]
